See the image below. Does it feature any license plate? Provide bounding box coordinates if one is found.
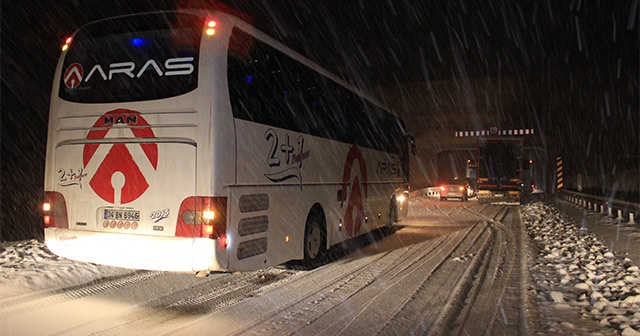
[103,209,140,221]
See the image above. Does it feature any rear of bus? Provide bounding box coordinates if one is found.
[43,11,233,272]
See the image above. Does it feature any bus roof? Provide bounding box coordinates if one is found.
[67,9,397,118]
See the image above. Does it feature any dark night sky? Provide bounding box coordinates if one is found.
[1,0,638,241]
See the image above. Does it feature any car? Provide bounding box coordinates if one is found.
[439,178,471,202]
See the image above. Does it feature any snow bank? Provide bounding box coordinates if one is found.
[523,202,640,335]
[0,239,131,297]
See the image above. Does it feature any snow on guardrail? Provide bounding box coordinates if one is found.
[559,190,639,225]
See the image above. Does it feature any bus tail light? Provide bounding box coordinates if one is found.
[176,197,227,239]
[43,192,69,228]
[62,36,72,51]
[205,20,217,36]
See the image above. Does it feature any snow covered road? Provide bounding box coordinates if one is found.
[1,198,639,335]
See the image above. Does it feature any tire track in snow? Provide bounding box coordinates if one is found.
[451,204,532,336]
[212,206,490,336]
[53,268,298,336]
[170,228,455,335]
[0,270,162,317]
[225,235,452,335]
[374,204,511,335]
[312,221,491,336]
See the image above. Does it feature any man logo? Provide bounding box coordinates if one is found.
[63,63,83,89]
[83,109,158,204]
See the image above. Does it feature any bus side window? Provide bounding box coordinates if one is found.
[228,26,401,155]
[228,29,287,127]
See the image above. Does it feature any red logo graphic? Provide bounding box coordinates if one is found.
[64,63,83,89]
[341,145,368,236]
[83,109,158,204]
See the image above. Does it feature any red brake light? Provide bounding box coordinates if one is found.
[177,196,227,239]
[43,192,69,228]
[439,186,446,192]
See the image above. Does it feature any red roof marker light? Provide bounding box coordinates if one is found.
[205,20,217,36]
[62,36,72,51]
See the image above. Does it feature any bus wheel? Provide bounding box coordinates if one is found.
[385,200,398,234]
[303,210,326,266]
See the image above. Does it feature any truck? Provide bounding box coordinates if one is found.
[473,138,530,203]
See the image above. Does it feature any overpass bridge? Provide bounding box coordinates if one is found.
[376,76,559,192]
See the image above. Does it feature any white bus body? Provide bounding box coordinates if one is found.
[43,10,411,273]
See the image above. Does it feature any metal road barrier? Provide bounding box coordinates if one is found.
[558,189,640,225]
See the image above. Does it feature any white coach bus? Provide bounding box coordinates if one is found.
[43,10,414,274]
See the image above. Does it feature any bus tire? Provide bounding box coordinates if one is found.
[285,208,326,270]
[385,200,398,234]
[302,208,326,267]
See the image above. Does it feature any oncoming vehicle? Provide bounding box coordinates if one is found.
[439,178,470,202]
[42,10,415,274]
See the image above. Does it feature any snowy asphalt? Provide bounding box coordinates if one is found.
[1,199,639,335]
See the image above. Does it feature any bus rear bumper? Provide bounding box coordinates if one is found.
[45,228,222,272]
[477,189,522,204]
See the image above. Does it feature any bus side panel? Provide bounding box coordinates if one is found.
[226,187,303,271]
[228,120,403,270]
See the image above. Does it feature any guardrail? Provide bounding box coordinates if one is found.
[558,189,640,225]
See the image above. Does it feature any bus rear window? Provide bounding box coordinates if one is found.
[59,12,202,103]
